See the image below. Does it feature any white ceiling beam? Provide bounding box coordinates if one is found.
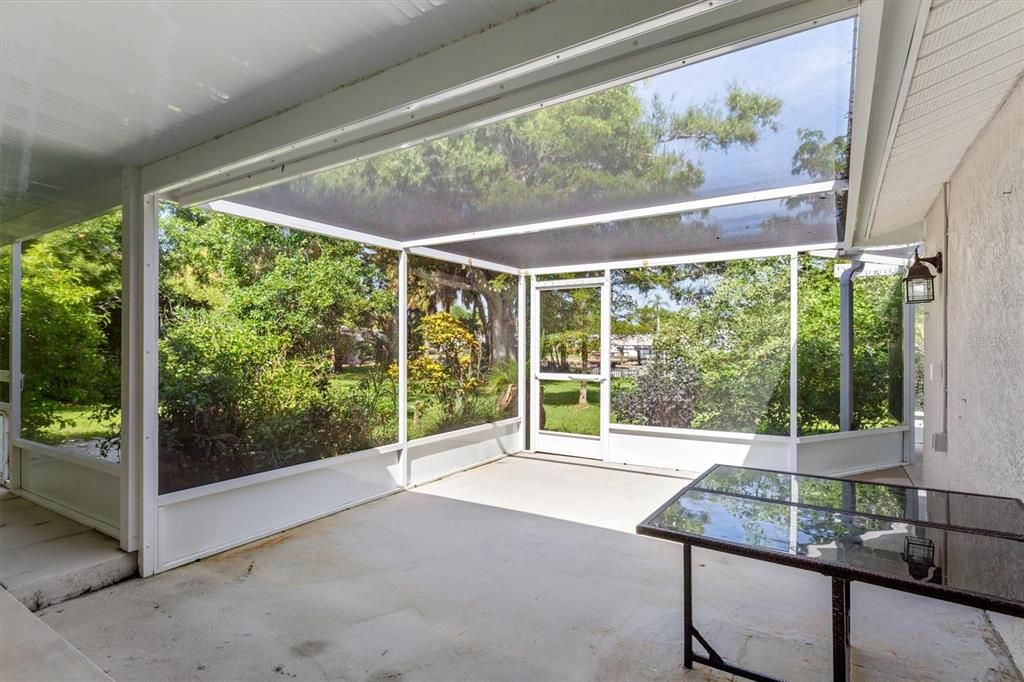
[524,242,839,276]
[402,181,845,249]
[840,0,883,251]
[534,277,606,290]
[205,200,404,251]
[206,200,522,274]
[407,247,519,275]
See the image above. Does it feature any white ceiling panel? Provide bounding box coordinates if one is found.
[865,0,1024,243]
[0,0,543,228]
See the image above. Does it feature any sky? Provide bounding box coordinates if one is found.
[614,19,856,314]
[636,17,856,199]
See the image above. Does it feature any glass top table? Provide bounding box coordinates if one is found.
[637,464,1024,682]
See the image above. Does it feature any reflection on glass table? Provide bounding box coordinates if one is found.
[694,464,1024,539]
[647,488,1024,602]
[637,463,1024,682]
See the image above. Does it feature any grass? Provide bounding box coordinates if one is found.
[41,405,118,445]
[540,380,600,436]
[329,365,380,392]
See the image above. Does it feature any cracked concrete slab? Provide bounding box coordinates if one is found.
[0,490,136,611]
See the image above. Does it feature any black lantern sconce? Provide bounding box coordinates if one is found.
[901,536,936,581]
[904,249,943,304]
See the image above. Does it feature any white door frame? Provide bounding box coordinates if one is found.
[529,271,611,459]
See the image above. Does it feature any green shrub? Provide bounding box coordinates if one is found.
[408,312,481,423]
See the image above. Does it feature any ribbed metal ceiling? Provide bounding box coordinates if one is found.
[0,0,543,227]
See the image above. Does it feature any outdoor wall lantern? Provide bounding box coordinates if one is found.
[901,536,937,581]
[903,250,943,304]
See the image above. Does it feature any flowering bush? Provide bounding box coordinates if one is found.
[408,312,481,423]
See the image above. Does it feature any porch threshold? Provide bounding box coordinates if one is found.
[0,488,137,612]
[513,451,700,480]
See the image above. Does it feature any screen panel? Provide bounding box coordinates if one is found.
[407,255,518,440]
[441,194,839,269]
[227,19,855,245]
[19,213,122,461]
[158,208,399,493]
[611,256,790,435]
[797,257,905,435]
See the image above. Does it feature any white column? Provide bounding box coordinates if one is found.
[600,269,612,462]
[517,275,527,452]
[8,241,22,489]
[397,250,409,486]
[902,300,915,464]
[121,168,160,573]
[120,168,140,551]
[789,253,799,470]
[529,276,540,452]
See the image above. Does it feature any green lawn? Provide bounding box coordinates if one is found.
[541,380,600,435]
[40,405,118,445]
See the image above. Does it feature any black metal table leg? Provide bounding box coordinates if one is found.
[832,577,851,682]
[683,542,693,669]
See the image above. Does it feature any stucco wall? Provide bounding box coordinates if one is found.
[921,76,1024,667]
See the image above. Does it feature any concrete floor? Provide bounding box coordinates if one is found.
[1,587,112,681]
[851,464,925,488]
[0,487,136,611]
[37,457,1021,681]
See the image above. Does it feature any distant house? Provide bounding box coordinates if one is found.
[611,334,653,365]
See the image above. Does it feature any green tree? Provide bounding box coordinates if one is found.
[0,214,122,441]
[157,207,400,492]
[614,257,790,434]
[797,256,903,434]
[291,81,784,360]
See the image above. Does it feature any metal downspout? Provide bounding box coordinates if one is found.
[840,261,865,431]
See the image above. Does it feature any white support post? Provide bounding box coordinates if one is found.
[398,250,409,486]
[902,300,915,465]
[517,275,527,452]
[599,269,612,462]
[8,241,22,489]
[529,276,540,453]
[122,179,160,573]
[120,168,141,551]
[789,253,799,471]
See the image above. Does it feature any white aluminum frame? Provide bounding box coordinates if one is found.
[5,0,929,577]
[146,241,520,572]
[402,181,846,249]
[524,243,839,278]
[5,226,126,541]
[398,250,410,487]
[789,252,800,469]
[517,275,527,452]
[530,275,609,460]
[8,241,21,489]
